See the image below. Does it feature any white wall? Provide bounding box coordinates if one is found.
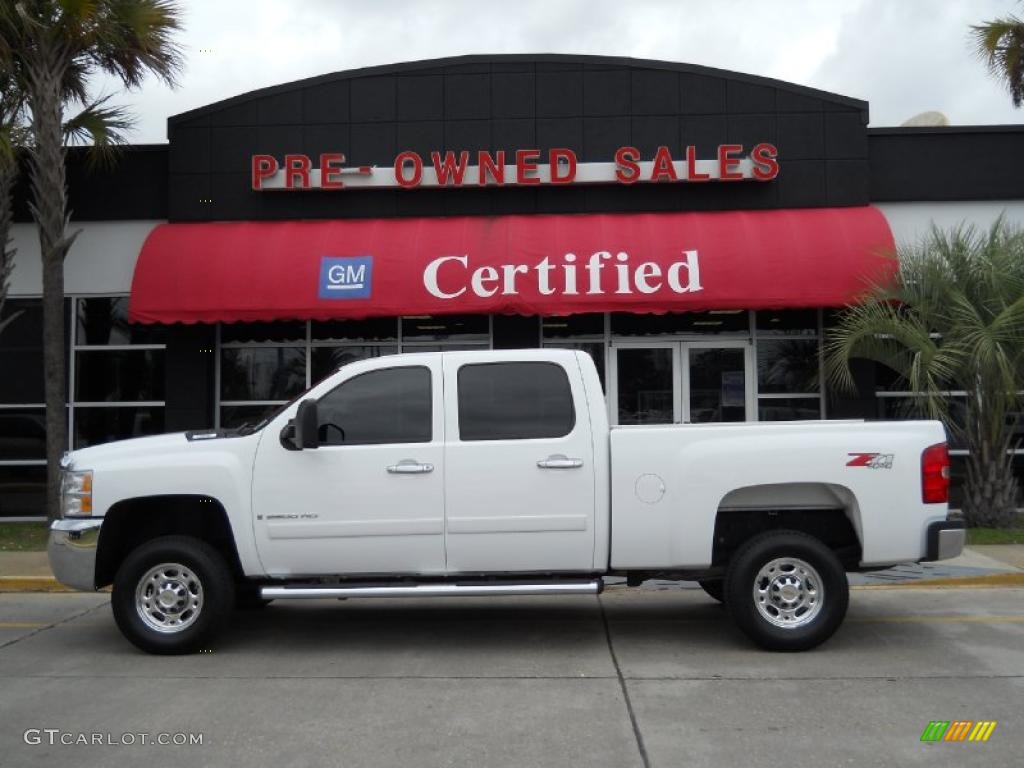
[877,201,1024,247]
[7,220,163,297]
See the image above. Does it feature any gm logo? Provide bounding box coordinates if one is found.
[319,256,372,300]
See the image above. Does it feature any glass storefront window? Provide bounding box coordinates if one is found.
[310,345,399,384]
[757,339,820,394]
[401,314,489,341]
[75,349,165,402]
[76,297,166,345]
[758,398,822,421]
[73,406,165,449]
[616,348,674,425]
[220,404,283,430]
[0,300,46,403]
[0,465,46,518]
[0,409,47,460]
[221,347,306,402]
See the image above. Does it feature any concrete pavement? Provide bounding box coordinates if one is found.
[0,587,1022,767]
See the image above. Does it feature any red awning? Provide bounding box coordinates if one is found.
[128,207,895,324]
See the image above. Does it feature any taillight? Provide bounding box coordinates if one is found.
[921,442,950,504]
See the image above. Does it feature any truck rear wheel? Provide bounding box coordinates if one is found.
[724,530,848,651]
[112,535,235,655]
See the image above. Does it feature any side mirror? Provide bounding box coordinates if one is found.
[293,399,319,449]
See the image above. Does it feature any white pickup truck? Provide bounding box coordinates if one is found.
[50,349,963,654]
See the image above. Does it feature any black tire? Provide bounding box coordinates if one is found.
[724,530,848,652]
[697,579,725,603]
[112,535,235,655]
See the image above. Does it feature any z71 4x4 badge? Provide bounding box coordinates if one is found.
[847,452,894,469]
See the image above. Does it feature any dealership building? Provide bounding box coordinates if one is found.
[4,54,1024,517]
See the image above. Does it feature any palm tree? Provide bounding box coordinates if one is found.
[825,221,1024,528]
[971,13,1024,107]
[0,0,182,519]
[0,69,28,336]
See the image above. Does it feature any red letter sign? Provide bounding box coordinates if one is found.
[549,148,577,184]
[717,144,743,181]
[751,143,780,181]
[516,149,541,185]
[320,153,345,189]
[394,151,423,188]
[614,146,641,184]
[283,154,311,189]
[251,155,278,190]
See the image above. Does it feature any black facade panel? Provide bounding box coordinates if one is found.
[868,128,1024,202]
[536,71,583,117]
[444,120,491,154]
[776,89,826,113]
[446,73,491,119]
[256,126,304,160]
[824,112,867,159]
[491,72,535,118]
[631,116,679,156]
[726,114,777,149]
[302,124,351,160]
[350,122,397,166]
[680,114,727,156]
[775,113,825,161]
[257,90,303,125]
[537,118,583,155]
[396,121,444,159]
[168,174,211,221]
[210,99,259,127]
[350,77,396,122]
[168,125,210,174]
[583,70,631,116]
[583,116,630,161]
[210,126,256,173]
[396,75,444,121]
[679,73,727,114]
[395,188,447,218]
[631,69,679,115]
[492,119,536,154]
[727,80,776,113]
[775,160,827,208]
[303,80,350,123]
[826,159,869,206]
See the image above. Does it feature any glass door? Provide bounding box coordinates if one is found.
[611,341,752,425]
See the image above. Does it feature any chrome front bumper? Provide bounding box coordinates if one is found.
[48,519,103,591]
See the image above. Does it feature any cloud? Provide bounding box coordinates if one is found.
[88,0,1022,143]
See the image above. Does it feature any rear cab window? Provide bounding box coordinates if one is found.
[457,361,575,441]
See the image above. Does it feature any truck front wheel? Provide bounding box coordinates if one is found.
[112,536,235,655]
[724,530,848,651]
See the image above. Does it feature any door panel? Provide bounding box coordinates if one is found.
[614,347,677,425]
[442,354,596,573]
[252,358,446,577]
[687,347,748,423]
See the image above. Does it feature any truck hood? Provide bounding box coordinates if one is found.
[67,432,194,470]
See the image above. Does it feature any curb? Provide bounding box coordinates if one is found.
[0,577,73,593]
[852,573,1024,589]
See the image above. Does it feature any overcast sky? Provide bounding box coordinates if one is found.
[93,0,1023,143]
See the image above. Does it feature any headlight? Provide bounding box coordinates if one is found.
[60,470,93,517]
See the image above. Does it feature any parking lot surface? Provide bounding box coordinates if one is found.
[0,586,1021,767]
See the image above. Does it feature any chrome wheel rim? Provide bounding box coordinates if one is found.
[135,562,204,634]
[753,557,824,629]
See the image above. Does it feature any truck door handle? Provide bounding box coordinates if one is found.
[537,454,583,469]
[387,460,434,474]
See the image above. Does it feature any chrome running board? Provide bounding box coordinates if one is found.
[261,580,601,600]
